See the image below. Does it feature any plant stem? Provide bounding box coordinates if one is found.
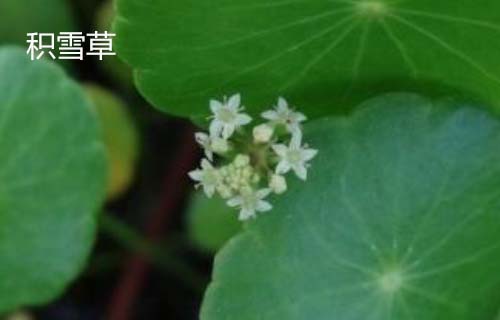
[106,124,200,320]
[100,213,206,292]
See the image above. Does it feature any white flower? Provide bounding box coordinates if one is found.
[211,137,229,154]
[227,188,273,220]
[209,93,252,139]
[188,159,220,197]
[272,135,318,180]
[262,97,306,135]
[195,132,229,161]
[253,123,274,143]
[195,132,214,160]
[269,174,287,194]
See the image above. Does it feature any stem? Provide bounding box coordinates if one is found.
[106,125,200,320]
[100,213,206,291]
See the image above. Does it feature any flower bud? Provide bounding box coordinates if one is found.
[211,137,229,154]
[253,124,274,143]
[269,174,287,194]
[234,154,250,167]
[217,185,233,199]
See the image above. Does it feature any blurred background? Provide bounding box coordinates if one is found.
[0,0,239,319]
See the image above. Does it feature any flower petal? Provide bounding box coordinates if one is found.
[294,112,307,122]
[277,97,288,112]
[276,160,291,174]
[236,113,252,126]
[256,200,272,212]
[302,149,318,161]
[195,132,208,144]
[201,158,213,169]
[222,124,236,139]
[209,119,223,138]
[272,144,288,157]
[204,185,215,197]
[289,126,303,142]
[293,164,308,180]
[290,132,302,149]
[210,99,223,114]
[261,110,278,121]
[204,149,214,161]
[256,188,272,199]
[188,170,202,181]
[227,197,242,207]
[227,93,241,111]
[239,208,255,221]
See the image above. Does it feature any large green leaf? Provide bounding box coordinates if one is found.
[0,0,75,45]
[114,0,500,119]
[85,84,139,201]
[0,47,106,312]
[201,93,500,319]
[95,0,134,88]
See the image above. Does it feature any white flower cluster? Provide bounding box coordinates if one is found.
[189,94,318,221]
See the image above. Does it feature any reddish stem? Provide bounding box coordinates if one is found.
[106,124,199,320]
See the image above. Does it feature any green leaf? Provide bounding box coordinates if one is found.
[0,0,75,45]
[114,0,500,119]
[84,84,139,200]
[95,0,134,88]
[0,47,106,312]
[187,191,241,253]
[201,93,500,320]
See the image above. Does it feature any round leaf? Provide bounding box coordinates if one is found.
[95,0,134,88]
[0,47,106,312]
[201,93,500,319]
[85,84,139,200]
[0,0,75,45]
[114,0,500,119]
